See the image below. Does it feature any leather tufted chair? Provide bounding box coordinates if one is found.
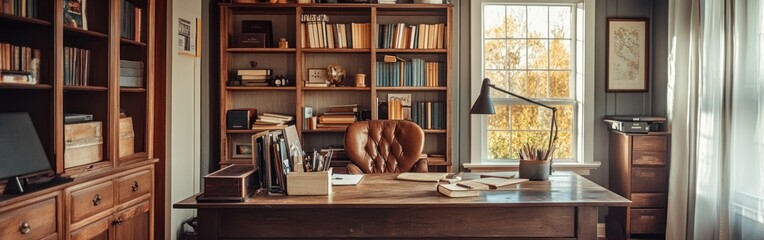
[344,120,427,174]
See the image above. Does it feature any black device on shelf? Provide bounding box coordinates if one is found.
[227,108,258,130]
[603,116,667,133]
[0,113,72,195]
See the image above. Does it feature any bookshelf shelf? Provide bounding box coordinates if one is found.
[0,83,53,90]
[375,49,447,54]
[120,38,147,47]
[120,87,148,93]
[0,13,52,26]
[219,4,453,172]
[226,86,296,91]
[63,85,109,92]
[376,87,447,91]
[227,48,296,53]
[64,26,109,39]
[302,87,371,91]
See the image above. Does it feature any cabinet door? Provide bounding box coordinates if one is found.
[70,216,112,240]
[114,201,151,240]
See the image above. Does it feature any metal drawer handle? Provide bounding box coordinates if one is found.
[93,194,102,206]
[131,181,139,192]
[113,218,124,225]
[19,221,31,234]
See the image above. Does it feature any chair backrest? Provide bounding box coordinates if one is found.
[344,120,425,173]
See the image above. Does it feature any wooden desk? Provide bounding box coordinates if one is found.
[175,172,629,239]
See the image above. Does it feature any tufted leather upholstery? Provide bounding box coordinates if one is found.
[344,120,427,174]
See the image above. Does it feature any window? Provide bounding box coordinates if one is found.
[469,0,595,166]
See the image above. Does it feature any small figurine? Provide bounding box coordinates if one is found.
[354,73,366,87]
[326,64,346,87]
[279,38,289,48]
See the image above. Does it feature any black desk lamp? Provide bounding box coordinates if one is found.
[470,78,559,161]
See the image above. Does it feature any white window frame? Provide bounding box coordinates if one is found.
[465,0,598,174]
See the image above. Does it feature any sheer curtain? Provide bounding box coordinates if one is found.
[666,0,764,239]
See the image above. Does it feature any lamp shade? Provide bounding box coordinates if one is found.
[470,78,496,114]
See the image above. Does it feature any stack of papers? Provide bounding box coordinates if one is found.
[331,174,364,186]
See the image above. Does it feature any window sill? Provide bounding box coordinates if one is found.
[462,162,601,175]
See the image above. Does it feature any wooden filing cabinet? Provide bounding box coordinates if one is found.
[607,131,670,239]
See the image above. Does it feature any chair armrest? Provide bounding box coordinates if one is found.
[346,163,364,175]
[413,158,429,172]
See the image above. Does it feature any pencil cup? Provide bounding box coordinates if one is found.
[519,160,551,181]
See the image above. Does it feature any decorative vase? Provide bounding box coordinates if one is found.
[519,159,551,181]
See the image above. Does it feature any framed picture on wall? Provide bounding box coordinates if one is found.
[606,18,649,92]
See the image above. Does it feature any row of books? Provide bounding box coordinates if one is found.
[0,43,40,84]
[63,46,90,86]
[119,60,144,88]
[120,0,143,42]
[385,100,445,130]
[0,0,36,18]
[300,22,372,49]
[377,23,445,49]
[376,59,445,87]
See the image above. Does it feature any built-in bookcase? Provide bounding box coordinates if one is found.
[218,3,452,172]
[0,0,154,178]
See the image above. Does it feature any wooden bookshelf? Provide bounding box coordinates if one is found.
[0,0,156,239]
[218,3,453,172]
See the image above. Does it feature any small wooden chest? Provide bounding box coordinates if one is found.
[119,117,135,158]
[203,164,256,200]
[64,121,103,168]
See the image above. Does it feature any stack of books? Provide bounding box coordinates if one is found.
[300,14,371,49]
[120,0,143,42]
[317,104,358,129]
[238,69,271,86]
[119,60,144,88]
[0,0,37,18]
[63,46,90,86]
[255,113,293,127]
[0,43,40,84]
[377,23,445,50]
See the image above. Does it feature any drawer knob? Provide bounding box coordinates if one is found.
[113,218,124,225]
[93,194,102,206]
[131,181,139,192]
[19,221,31,234]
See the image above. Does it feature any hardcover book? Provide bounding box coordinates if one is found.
[238,20,272,48]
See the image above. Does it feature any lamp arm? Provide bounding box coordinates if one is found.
[488,84,556,111]
[487,84,558,161]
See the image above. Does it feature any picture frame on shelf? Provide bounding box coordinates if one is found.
[387,93,412,106]
[232,142,253,159]
[63,0,87,30]
[606,18,649,92]
[238,20,273,48]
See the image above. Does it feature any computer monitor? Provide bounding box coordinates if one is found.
[0,113,53,191]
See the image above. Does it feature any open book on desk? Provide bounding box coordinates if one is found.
[331,174,364,186]
[437,177,529,198]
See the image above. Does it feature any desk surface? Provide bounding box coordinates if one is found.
[175,171,629,209]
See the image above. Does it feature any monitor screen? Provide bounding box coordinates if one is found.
[0,113,52,179]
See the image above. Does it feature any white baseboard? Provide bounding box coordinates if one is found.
[598,223,606,238]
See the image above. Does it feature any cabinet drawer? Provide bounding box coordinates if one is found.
[633,151,666,166]
[70,216,111,240]
[70,181,114,223]
[117,169,152,203]
[0,197,58,240]
[630,209,666,234]
[631,167,667,192]
[631,193,667,208]
[633,136,667,151]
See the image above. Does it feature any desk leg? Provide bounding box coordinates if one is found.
[577,206,598,239]
[198,209,219,240]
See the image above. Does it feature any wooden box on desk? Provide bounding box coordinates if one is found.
[64,121,103,168]
[204,164,256,199]
[286,168,332,196]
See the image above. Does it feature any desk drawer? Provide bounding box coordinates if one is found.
[70,181,114,223]
[117,169,152,203]
[631,193,667,208]
[631,167,667,192]
[633,151,666,166]
[0,196,58,240]
[633,136,667,151]
[630,209,666,234]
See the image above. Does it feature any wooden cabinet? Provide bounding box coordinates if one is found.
[0,0,156,239]
[217,3,453,172]
[607,131,670,239]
